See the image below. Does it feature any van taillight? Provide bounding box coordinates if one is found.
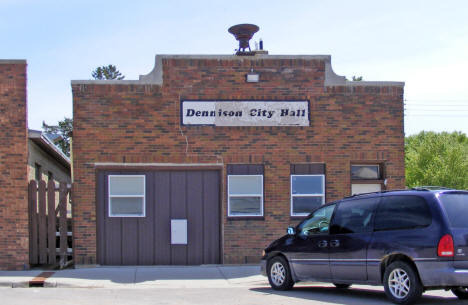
[438,234,454,257]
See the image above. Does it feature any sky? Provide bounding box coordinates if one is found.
[1,0,468,135]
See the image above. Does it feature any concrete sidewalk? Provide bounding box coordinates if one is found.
[0,265,268,288]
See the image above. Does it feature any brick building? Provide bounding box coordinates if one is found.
[0,60,28,270]
[72,51,404,265]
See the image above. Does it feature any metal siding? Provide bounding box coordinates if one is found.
[170,171,188,264]
[203,171,221,263]
[121,218,138,264]
[104,171,123,265]
[98,169,220,265]
[154,171,171,265]
[187,171,204,265]
[138,172,154,264]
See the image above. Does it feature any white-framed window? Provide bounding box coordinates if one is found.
[291,175,325,216]
[351,164,380,180]
[228,175,263,217]
[108,175,146,217]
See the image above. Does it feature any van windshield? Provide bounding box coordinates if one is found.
[439,193,468,228]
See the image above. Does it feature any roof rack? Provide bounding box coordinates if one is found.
[343,189,409,199]
[343,187,454,199]
[411,186,455,191]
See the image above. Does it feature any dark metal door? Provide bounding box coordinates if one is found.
[96,170,220,265]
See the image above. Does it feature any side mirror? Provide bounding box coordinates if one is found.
[287,226,296,235]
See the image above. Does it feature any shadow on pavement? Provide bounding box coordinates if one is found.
[250,286,463,305]
[45,265,263,285]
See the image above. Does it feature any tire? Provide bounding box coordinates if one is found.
[267,256,294,290]
[333,283,351,289]
[383,261,423,305]
[451,287,468,299]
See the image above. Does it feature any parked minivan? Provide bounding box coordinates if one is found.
[261,189,468,304]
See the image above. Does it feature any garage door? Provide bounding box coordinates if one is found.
[96,170,220,265]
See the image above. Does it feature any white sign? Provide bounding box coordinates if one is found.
[181,101,310,126]
[171,219,187,245]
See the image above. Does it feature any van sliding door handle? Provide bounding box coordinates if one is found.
[318,240,328,248]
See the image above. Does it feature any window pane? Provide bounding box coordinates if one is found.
[351,183,381,195]
[292,196,323,215]
[110,197,144,216]
[229,176,262,195]
[292,176,324,194]
[109,176,145,195]
[374,196,432,231]
[439,194,468,228]
[330,198,378,234]
[229,197,261,215]
[297,204,335,236]
[351,165,379,180]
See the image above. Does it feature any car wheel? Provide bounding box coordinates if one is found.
[267,256,294,290]
[383,261,423,305]
[333,283,351,289]
[451,287,468,299]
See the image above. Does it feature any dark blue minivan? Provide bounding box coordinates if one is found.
[260,189,468,305]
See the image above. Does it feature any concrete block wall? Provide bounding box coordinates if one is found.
[0,60,28,270]
[72,55,405,264]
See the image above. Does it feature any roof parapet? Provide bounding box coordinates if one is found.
[71,54,404,87]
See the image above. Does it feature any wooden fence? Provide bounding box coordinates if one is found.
[28,180,72,269]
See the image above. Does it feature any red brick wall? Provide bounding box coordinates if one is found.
[72,56,404,264]
[0,61,28,270]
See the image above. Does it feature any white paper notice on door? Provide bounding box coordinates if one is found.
[171,219,188,245]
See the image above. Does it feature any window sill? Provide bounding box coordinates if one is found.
[227,216,265,221]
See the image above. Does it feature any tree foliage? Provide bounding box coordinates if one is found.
[405,131,468,190]
[352,76,363,81]
[91,64,125,80]
[42,118,73,157]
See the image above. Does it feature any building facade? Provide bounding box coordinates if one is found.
[28,129,71,185]
[72,54,405,265]
[0,60,28,270]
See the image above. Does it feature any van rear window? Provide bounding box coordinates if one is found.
[439,194,468,228]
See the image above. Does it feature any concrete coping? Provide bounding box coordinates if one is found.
[71,54,404,87]
[0,59,27,64]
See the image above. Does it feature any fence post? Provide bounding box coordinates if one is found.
[59,182,68,266]
[38,180,47,264]
[28,181,38,265]
[47,180,56,265]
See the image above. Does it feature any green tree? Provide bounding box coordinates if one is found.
[42,118,73,157]
[405,131,468,189]
[91,64,125,80]
[352,76,363,81]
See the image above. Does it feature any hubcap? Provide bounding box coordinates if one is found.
[270,262,286,286]
[388,268,411,299]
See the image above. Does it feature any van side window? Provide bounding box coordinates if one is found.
[330,198,379,234]
[374,195,432,231]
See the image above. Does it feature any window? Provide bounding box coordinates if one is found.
[228,175,263,216]
[374,195,432,231]
[35,163,42,181]
[439,193,468,228]
[47,171,53,181]
[291,175,325,216]
[330,198,379,234]
[351,164,384,195]
[351,165,380,180]
[297,204,335,237]
[108,175,145,217]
